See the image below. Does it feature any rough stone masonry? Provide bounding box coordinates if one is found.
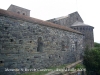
[0,9,84,75]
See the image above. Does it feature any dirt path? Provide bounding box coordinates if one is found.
[45,60,83,75]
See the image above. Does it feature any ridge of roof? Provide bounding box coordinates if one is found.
[0,9,82,34]
[68,11,78,15]
[54,15,69,20]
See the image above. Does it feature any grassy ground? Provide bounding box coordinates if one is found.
[17,64,69,75]
[17,71,49,75]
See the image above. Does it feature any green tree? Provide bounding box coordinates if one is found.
[83,45,100,75]
[94,42,100,48]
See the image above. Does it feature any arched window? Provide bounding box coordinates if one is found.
[37,37,43,52]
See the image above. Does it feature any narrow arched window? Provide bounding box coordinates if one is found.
[37,37,43,52]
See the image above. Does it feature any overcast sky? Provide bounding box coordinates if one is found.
[0,0,100,43]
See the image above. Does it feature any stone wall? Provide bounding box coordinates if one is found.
[71,25,94,49]
[0,9,84,75]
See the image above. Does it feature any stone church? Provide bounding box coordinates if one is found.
[7,4,94,49]
[0,4,94,75]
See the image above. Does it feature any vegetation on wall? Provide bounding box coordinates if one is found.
[83,42,100,75]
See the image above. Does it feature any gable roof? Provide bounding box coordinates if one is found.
[0,9,82,34]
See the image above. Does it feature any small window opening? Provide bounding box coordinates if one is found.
[5,27,8,30]
[19,40,23,44]
[23,13,25,15]
[49,56,51,59]
[0,61,3,64]
[10,39,14,42]
[17,11,20,14]
[27,59,29,61]
[30,41,32,43]
[61,41,65,51]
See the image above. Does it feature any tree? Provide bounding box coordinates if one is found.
[94,42,100,48]
[83,44,100,75]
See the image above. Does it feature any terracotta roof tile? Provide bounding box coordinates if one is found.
[0,9,82,34]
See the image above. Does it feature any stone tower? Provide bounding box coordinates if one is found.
[71,21,94,49]
[7,4,30,16]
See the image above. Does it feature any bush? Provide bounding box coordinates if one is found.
[83,44,100,75]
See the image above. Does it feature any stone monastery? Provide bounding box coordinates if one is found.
[0,4,94,75]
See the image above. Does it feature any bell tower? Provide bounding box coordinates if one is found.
[7,4,30,17]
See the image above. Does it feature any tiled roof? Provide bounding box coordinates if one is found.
[71,21,94,28]
[0,9,82,34]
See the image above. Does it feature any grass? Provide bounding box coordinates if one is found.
[74,63,85,70]
[17,62,84,75]
[17,64,69,75]
[17,71,49,75]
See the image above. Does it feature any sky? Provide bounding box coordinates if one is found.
[0,0,100,43]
